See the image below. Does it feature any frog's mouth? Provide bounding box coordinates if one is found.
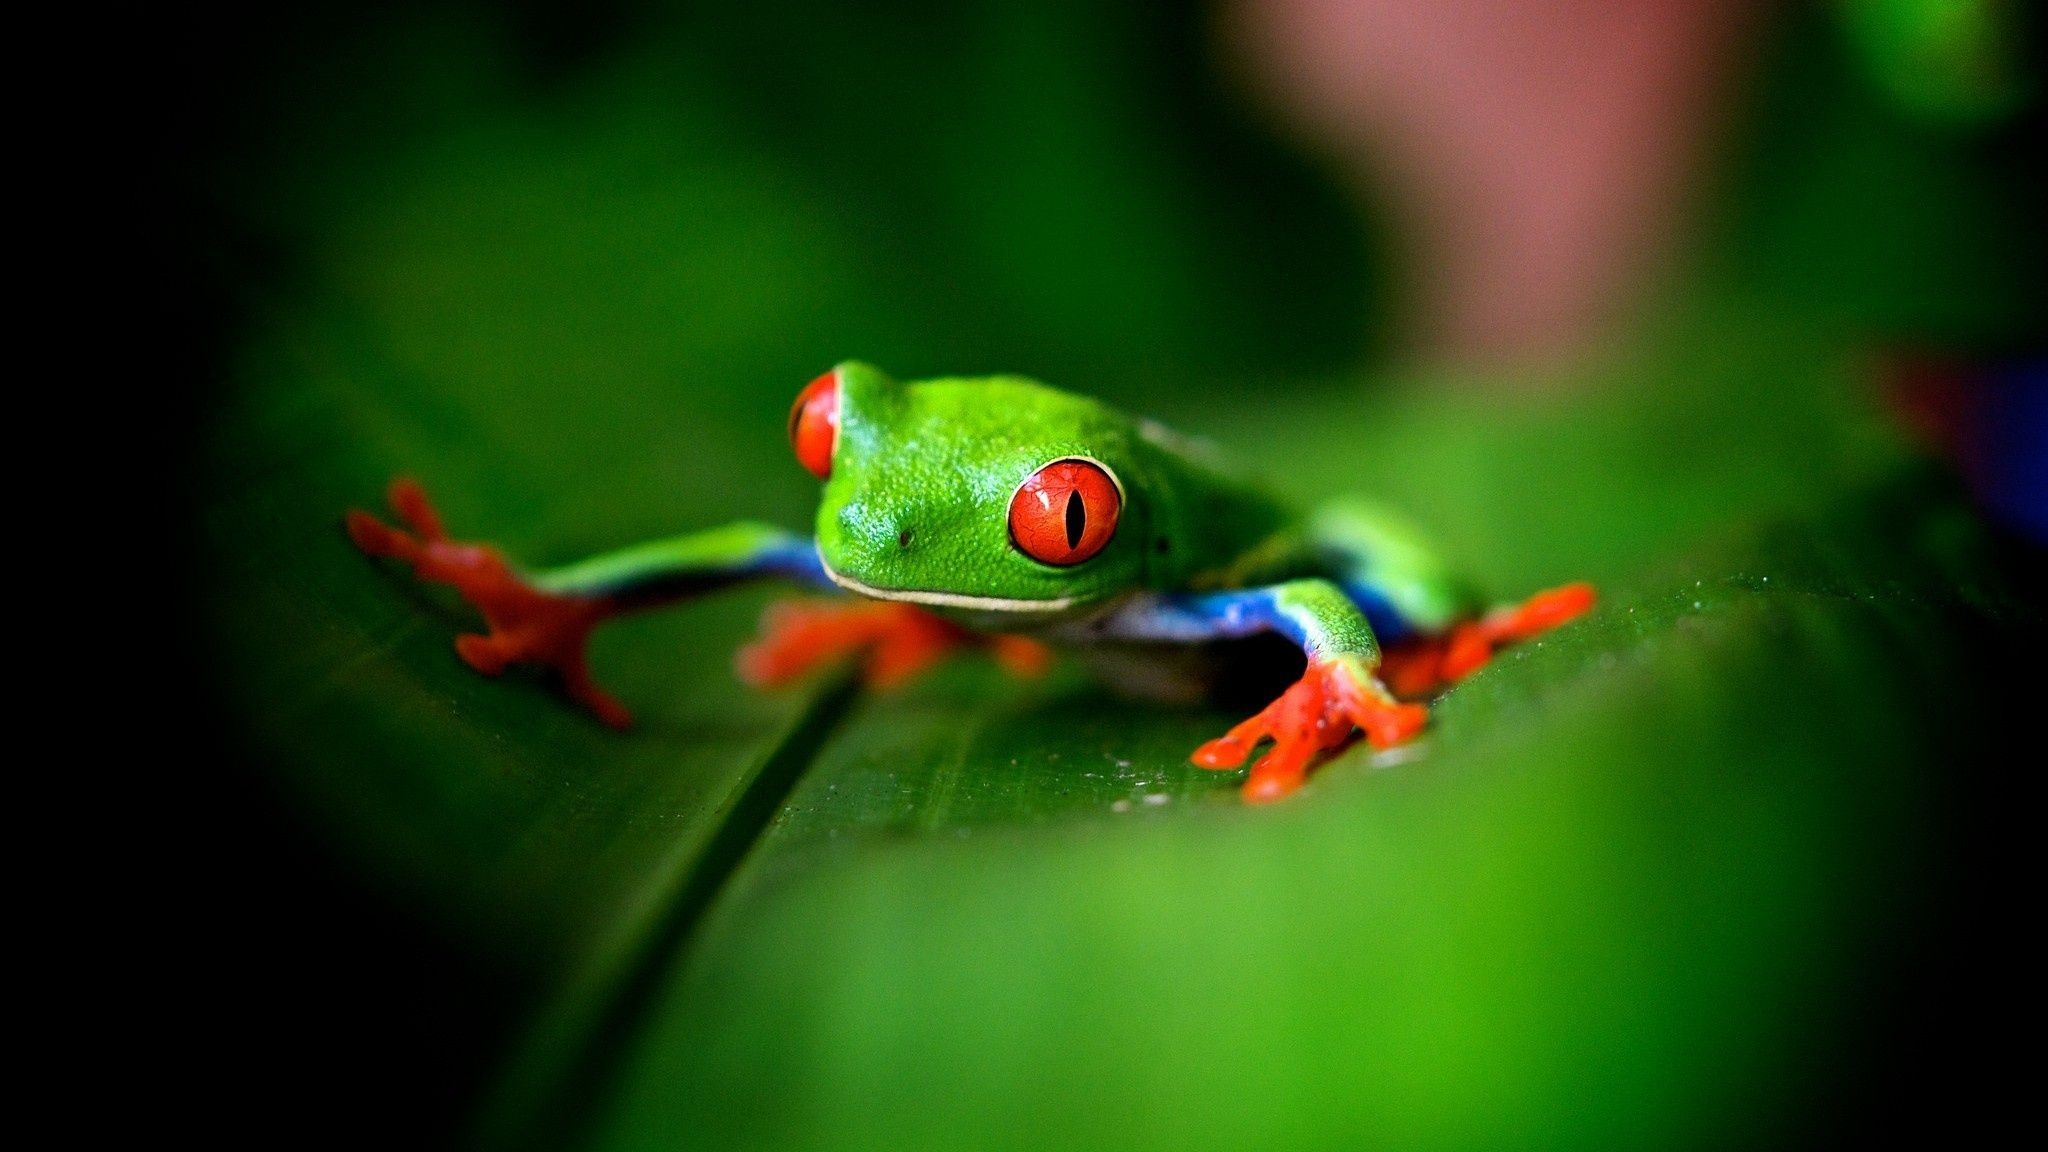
[819,558,1077,613]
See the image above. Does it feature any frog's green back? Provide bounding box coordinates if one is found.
[1126,416,1303,592]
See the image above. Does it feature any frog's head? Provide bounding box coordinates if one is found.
[788,362,1151,623]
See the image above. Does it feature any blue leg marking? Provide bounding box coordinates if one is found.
[1095,580,1383,663]
[1339,581,1420,646]
[755,535,832,587]
[1099,588,1299,646]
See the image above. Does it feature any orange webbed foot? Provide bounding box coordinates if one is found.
[1191,657,1427,803]
[347,477,630,727]
[737,600,1052,690]
[1380,581,1596,699]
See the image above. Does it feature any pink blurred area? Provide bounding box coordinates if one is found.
[1231,0,1754,366]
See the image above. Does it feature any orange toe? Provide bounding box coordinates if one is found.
[1383,582,1598,697]
[1500,581,1596,639]
[350,477,628,727]
[1190,657,1425,802]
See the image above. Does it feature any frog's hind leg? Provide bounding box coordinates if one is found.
[1307,499,1592,697]
[1308,499,1482,643]
[1379,582,1596,698]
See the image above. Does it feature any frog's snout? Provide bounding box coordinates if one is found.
[834,499,922,567]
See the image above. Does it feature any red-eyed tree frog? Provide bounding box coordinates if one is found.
[348,363,1592,802]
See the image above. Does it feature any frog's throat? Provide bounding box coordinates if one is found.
[819,557,1077,614]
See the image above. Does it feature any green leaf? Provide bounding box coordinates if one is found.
[188,5,2039,1147]
[200,306,833,999]
[564,474,2036,1151]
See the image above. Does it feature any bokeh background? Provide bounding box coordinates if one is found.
[169,2,2042,1149]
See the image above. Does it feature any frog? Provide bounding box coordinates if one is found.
[346,362,1593,802]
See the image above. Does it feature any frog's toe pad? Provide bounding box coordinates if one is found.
[455,633,511,676]
[346,508,415,560]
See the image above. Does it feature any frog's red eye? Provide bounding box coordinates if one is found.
[1008,458,1121,566]
[789,370,839,479]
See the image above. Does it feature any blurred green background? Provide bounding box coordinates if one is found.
[175,1,2041,1149]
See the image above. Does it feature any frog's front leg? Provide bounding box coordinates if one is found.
[1095,581,1428,803]
[347,478,827,727]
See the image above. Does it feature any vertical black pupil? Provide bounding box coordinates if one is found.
[1064,490,1086,550]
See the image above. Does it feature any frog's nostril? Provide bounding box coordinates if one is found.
[897,528,914,549]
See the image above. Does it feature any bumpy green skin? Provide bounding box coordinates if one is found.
[534,362,1482,669]
[819,364,1291,612]
[1260,580,1386,664]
